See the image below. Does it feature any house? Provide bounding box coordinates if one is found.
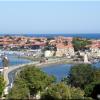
[89,40,100,57]
[44,50,55,57]
[55,43,75,57]
[49,36,75,57]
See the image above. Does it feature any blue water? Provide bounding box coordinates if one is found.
[41,63,100,81]
[1,53,100,82]
[41,64,72,81]
[0,33,100,39]
[0,54,31,68]
[0,53,100,82]
[24,33,100,39]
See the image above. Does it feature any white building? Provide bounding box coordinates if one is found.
[44,50,54,57]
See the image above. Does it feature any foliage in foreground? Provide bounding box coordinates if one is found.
[68,64,96,89]
[8,65,55,99]
[8,78,29,99]
[41,82,85,100]
[68,64,100,97]
[0,75,5,97]
[7,65,89,99]
[84,80,100,97]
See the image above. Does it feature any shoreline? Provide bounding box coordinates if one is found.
[35,58,88,68]
[7,60,75,87]
[3,55,100,97]
[6,57,89,69]
[36,60,77,68]
[7,57,93,89]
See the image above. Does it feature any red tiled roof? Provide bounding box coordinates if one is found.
[56,43,73,49]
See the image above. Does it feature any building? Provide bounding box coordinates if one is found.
[90,40,100,57]
[49,36,75,57]
[55,43,75,57]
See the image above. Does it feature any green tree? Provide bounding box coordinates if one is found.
[41,82,85,100]
[84,80,100,97]
[7,65,55,99]
[68,64,95,89]
[84,69,100,97]
[8,77,29,99]
[0,75,5,97]
[93,69,100,81]
[72,38,91,51]
[19,66,55,96]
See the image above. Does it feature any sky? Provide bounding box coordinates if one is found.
[0,0,100,34]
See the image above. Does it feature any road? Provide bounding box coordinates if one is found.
[3,61,39,95]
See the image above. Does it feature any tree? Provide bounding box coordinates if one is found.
[68,64,100,99]
[84,69,100,97]
[41,82,85,100]
[72,38,91,51]
[93,69,100,81]
[19,66,55,96]
[68,64,95,89]
[0,75,5,97]
[84,80,100,97]
[91,83,100,100]
[7,65,56,99]
[8,78,29,99]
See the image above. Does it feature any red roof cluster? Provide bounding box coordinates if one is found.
[90,40,100,48]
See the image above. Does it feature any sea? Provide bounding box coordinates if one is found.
[0,33,100,39]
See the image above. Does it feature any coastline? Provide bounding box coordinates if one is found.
[36,60,80,68]
[7,59,72,87]
[8,56,85,69]
[3,53,100,97]
[5,54,100,86]
[14,55,84,68]
[7,57,90,90]
[37,61,70,68]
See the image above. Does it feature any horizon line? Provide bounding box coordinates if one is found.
[0,0,100,2]
[0,33,100,34]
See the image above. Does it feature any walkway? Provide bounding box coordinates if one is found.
[3,61,39,95]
